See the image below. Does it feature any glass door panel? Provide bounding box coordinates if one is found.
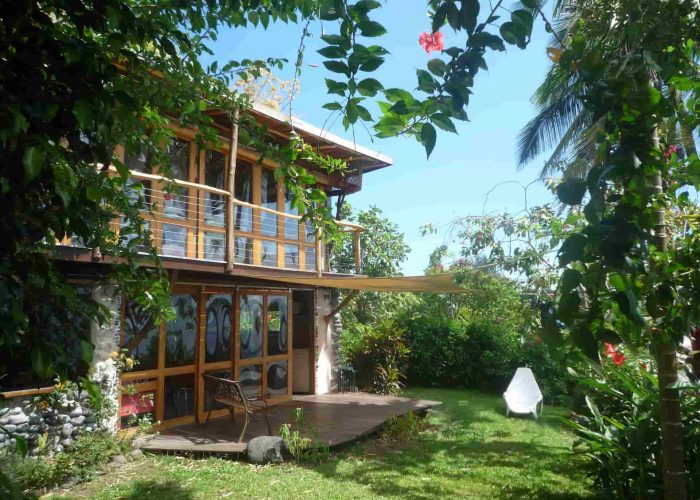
[197,291,235,423]
[236,291,292,404]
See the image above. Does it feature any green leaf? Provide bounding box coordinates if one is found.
[359,56,384,72]
[318,46,346,59]
[417,69,438,92]
[427,58,447,77]
[431,113,456,133]
[556,178,587,205]
[421,123,437,159]
[499,22,521,45]
[432,3,449,32]
[323,60,351,77]
[468,32,505,51]
[86,184,101,202]
[357,20,386,37]
[521,0,540,8]
[559,290,581,323]
[511,10,534,34]
[560,268,581,292]
[355,104,372,121]
[321,34,350,49]
[356,78,383,97]
[558,233,587,266]
[460,0,480,33]
[80,339,94,364]
[23,147,45,181]
[322,102,343,111]
[597,328,622,344]
[325,78,347,96]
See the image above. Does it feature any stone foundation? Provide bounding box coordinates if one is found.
[0,283,122,455]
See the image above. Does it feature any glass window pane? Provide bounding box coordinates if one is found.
[203,231,225,261]
[122,301,159,371]
[204,150,226,227]
[165,294,197,367]
[164,374,195,420]
[234,236,253,264]
[205,294,232,363]
[261,240,277,267]
[162,140,190,219]
[240,295,263,359]
[120,218,149,252]
[284,190,299,240]
[204,370,232,412]
[305,220,315,244]
[267,296,288,356]
[120,389,155,428]
[261,168,277,237]
[284,244,299,269]
[124,151,151,206]
[266,361,288,397]
[235,161,253,233]
[239,365,262,399]
[161,223,187,257]
[305,247,316,271]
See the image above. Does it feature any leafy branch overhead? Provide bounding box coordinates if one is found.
[318,0,536,158]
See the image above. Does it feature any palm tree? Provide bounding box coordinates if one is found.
[516,2,697,179]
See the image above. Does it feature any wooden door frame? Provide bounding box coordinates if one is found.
[195,286,236,423]
[234,289,293,406]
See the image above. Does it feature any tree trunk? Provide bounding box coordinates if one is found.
[651,125,687,499]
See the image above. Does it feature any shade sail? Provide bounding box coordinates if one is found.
[247,273,467,293]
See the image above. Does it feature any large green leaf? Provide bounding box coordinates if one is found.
[421,122,437,158]
[23,147,45,181]
[356,78,383,97]
[556,178,588,205]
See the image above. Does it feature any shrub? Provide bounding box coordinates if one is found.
[401,315,520,391]
[565,354,700,498]
[0,430,130,493]
[338,320,408,395]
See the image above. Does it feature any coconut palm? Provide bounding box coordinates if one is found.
[516,1,697,179]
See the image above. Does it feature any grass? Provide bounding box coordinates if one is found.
[48,388,597,499]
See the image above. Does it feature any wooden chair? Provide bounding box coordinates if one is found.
[201,373,272,442]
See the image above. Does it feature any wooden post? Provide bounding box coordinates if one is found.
[225,107,240,274]
[353,230,362,275]
[315,227,323,278]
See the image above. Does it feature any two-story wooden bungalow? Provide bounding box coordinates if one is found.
[43,103,392,432]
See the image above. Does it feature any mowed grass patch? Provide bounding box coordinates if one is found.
[50,388,597,499]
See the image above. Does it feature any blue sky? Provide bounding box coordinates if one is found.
[208,3,556,275]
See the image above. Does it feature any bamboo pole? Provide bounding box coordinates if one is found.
[225,108,240,274]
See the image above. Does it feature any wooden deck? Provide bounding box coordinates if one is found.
[135,393,440,455]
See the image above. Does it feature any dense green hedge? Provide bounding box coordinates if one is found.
[398,315,570,404]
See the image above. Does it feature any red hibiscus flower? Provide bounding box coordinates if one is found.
[663,144,679,159]
[604,342,625,366]
[419,31,444,53]
[164,193,173,201]
[611,351,626,366]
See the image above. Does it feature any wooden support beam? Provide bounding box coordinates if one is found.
[353,231,362,275]
[324,290,359,322]
[225,108,240,274]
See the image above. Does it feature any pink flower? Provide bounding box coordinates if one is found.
[664,144,679,159]
[419,31,444,53]
[435,263,444,270]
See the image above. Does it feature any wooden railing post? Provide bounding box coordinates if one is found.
[315,227,323,277]
[354,230,362,275]
[225,107,240,274]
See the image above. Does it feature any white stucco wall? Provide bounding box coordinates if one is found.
[314,288,340,395]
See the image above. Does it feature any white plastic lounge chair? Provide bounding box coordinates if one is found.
[504,367,543,419]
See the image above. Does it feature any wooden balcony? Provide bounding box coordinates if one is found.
[59,168,363,276]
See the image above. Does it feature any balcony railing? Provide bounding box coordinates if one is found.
[61,168,363,275]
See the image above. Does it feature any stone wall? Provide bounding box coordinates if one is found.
[0,283,122,455]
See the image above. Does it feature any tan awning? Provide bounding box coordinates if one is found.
[247,273,467,293]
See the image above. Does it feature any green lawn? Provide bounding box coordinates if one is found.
[51,388,597,499]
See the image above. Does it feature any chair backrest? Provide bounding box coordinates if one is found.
[504,367,543,402]
[202,373,249,411]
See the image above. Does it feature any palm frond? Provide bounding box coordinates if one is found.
[537,108,594,178]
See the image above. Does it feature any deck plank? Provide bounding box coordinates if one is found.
[136,393,440,455]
